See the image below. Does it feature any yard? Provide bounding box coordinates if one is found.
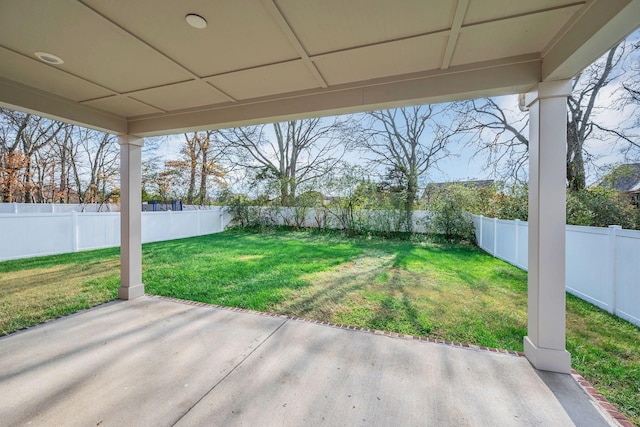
[1,228,638,424]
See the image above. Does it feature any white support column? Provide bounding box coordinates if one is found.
[118,135,144,300]
[524,80,572,374]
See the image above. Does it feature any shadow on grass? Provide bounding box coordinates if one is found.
[0,247,120,273]
[143,230,365,311]
[273,253,396,319]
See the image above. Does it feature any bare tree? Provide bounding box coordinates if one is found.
[193,132,226,205]
[619,39,640,159]
[454,40,636,190]
[177,133,200,204]
[0,108,63,202]
[0,151,31,202]
[362,105,455,230]
[182,131,226,205]
[566,42,625,190]
[142,132,226,204]
[217,118,352,206]
[20,116,63,202]
[451,98,530,183]
[0,109,122,206]
[69,127,119,206]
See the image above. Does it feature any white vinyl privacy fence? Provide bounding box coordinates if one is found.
[472,214,640,328]
[0,202,119,213]
[0,207,231,262]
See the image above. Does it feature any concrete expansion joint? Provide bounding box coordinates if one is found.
[169,305,287,426]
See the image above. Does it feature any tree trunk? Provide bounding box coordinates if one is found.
[566,125,586,191]
[23,158,33,203]
[404,171,417,232]
[280,177,290,206]
[186,160,196,204]
[198,149,207,205]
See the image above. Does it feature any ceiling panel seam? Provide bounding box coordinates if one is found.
[260,0,328,88]
[309,29,451,61]
[121,79,197,96]
[203,81,236,102]
[441,0,470,70]
[125,96,168,114]
[75,0,235,104]
[459,2,586,31]
[79,93,166,114]
[286,5,582,63]
[127,55,541,122]
[121,78,235,103]
[541,1,594,58]
[201,59,305,79]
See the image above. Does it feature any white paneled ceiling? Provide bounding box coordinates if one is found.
[0,0,638,135]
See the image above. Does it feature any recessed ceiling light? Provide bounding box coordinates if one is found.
[186,14,207,29]
[34,52,64,65]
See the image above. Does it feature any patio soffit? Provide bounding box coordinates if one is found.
[0,0,638,136]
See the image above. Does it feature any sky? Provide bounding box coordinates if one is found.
[152,113,491,191]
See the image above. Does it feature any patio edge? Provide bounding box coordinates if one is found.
[570,370,635,427]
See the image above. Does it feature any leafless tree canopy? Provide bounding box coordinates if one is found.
[0,108,119,205]
[566,42,626,190]
[454,37,639,190]
[216,118,354,205]
[140,132,227,204]
[362,105,455,229]
[619,40,640,159]
[452,98,529,183]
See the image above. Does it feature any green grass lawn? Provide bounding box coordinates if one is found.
[1,228,638,424]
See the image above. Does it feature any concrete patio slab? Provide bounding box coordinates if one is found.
[0,296,619,426]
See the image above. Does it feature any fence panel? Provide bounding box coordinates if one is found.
[198,208,226,234]
[0,203,119,213]
[77,213,120,251]
[615,230,640,326]
[472,214,640,328]
[565,226,612,311]
[0,209,227,262]
[0,214,74,260]
[143,211,197,243]
[516,221,528,270]
[495,220,516,265]
[481,217,495,255]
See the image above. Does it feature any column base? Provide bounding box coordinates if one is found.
[524,336,571,374]
[118,284,145,300]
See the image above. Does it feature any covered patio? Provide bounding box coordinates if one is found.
[0,296,619,425]
[1,0,639,424]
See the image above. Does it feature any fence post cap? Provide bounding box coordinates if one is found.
[608,225,622,229]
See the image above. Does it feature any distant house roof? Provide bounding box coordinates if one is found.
[600,163,640,193]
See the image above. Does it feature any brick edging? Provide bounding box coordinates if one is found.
[571,370,634,427]
[148,294,633,427]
